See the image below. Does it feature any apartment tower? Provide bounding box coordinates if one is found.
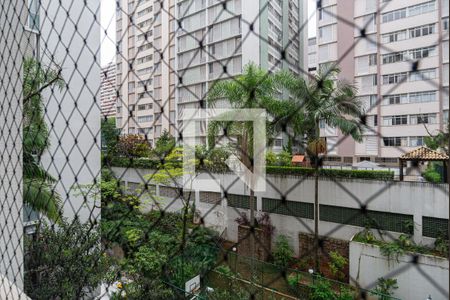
[176,0,307,145]
[315,0,449,165]
[117,0,307,146]
[116,0,177,144]
[101,63,117,118]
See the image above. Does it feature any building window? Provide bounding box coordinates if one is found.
[138,127,152,135]
[382,8,406,23]
[409,91,436,103]
[361,74,378,88]
[137,103,152,110]
[408,0,435,17]
[383,115,408,126]
[128,82,135,93]
[368,54,377,66]
[359,157,371,162]
[137,115,153,123]
[410,113,437,125]
[28,0,40,31]
[409,23,436,38]
[319,120,326,129]
[383,137,407,147]
[409,68,436,81]
[409,46,436,60]
[382,30,407,43]
[443,17,449,31]
[382,72,407,85]
[383,91,436,105]
[383,94,408,105]
[382,51,406,64]
[409,137,424,147]
[369,95,377,106]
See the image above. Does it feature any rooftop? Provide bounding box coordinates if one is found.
[399,146,449,161]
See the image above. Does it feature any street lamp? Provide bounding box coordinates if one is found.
[232,247,237,274]
[308,269,314,284]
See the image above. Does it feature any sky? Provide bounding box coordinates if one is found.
[100,0,317,67]
[100,0,116,66]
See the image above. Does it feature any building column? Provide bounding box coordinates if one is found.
[399,160,404,181]
[443,160,448,183]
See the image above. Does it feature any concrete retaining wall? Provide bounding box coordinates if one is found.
[111,167,449,256]
[349,240,449,300]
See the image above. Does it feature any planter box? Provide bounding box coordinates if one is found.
[237,225,272,261]
[350,239,449,300]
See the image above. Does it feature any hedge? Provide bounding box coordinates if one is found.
[106,156,161,169]
[106,156,394,181]
[266,166,394,181]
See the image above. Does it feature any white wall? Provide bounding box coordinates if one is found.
[350,241,449,300]
[112,167,449,255]
[0,1,25,290]
[40,0,101,223]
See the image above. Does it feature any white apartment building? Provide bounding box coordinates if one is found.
[315,0,449,165]
[116,0,176,144]
[176,0,307,145]
[101,63,117,118]
[116,0,308,147]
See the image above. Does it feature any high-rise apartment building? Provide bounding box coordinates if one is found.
[116,0,307,146]
[176,0,307,144]
[116,0,176,144]
[315,0,449,165]
[101,63,117,118]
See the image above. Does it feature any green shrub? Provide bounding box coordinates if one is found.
[309,278,335,300]
[277,151,292,166]
[24,220,110,299]
[373,277,398,300]
[109,156,160,169]
[117,134,152,157]
[329,251,348,282]
[205,147,231,173]
[266,151,277,166]
[272,235,294,268]
[423,169,441,183]
[434,232,449,257]
[266,166,394,180]
[109,155,394,180]
[287,272,301,288]
[154,130,176,157]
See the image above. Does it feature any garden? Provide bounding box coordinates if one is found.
[95,166,400,299]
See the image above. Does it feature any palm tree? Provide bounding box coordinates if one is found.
[207,62,287,277]
[281,65,364,271]
[23,57,64,222]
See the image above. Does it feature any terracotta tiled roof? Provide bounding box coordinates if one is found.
[399,146,449,161]
[292,155,305,163]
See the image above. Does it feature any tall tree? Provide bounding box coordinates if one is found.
[24,220,110,299]
[281,65,364,271]
[207,62,287,277]
[23,57,64,222]
[424,123,450,155]
[101,117,119,156]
